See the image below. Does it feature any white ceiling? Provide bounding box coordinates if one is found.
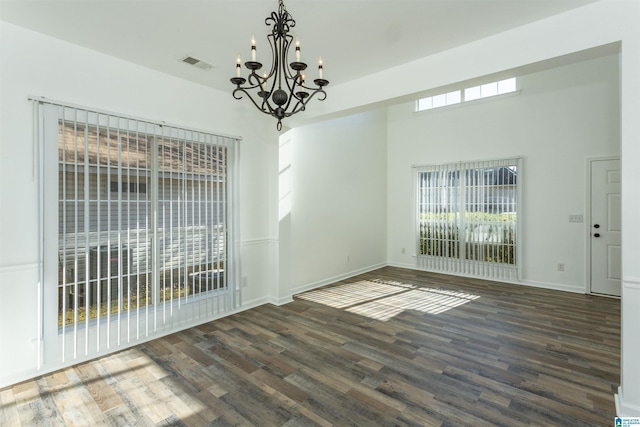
[0,0,598,93]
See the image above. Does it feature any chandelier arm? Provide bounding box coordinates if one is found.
[232,87,272,113]
[277,36,284,90]
[265,33,278,82]
[247,72,264,90]
[297,81,324,93]
[283,99,306,117]
[309,87,328,102]
[262,100,278,116]
[289,88,327,115]
[282,37,297,81]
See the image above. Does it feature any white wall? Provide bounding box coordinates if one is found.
[0,21,278,387]
[387,53,620,292]
[298,0,640,415]
[282,110,388,295]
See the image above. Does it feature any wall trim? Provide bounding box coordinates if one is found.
[616,386,640,416]
[241,293,294,307]
[623,279,640,289]
[0,298,265,390]
[0,263,39,274]
[242,238,278,247]
[268,296,295,306]
[387,262,586,294]
[290,263,387,296]
[239,296,271,310]
[387,261,418,270]
[521,279,586,294]
[0,258,604,390]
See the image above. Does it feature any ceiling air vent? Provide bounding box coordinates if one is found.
[181,56,214,71]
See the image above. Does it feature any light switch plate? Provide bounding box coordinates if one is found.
[568,214,583,223]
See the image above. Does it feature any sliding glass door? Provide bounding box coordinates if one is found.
[38,101,240,366]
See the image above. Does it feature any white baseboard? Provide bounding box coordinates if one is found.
[239,295,272,310]
[616,386,640,416]
[0,300,266,390]
[290,263,387,296]
[519,279,586,294]
[387,262,586,294]
[616,388,622,416]
[386,261,417,270]
[268,296,294,306]
[241,294,294,308]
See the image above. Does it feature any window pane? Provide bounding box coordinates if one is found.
[498,77,516,94]
[446,90,461,105]
[58,121,153,325]
[420,77,516,110]
[417,97,433,111]
[465,86,481,101]
[432,94,447,108]
[481,82,498,98]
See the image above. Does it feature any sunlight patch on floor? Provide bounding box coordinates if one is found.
[296,280,412,309]
[297,279,480,321]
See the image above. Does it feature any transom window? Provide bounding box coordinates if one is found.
[416,77,517,112]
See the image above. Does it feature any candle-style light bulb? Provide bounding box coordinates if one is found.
[318,56,323,79]
[295,39,300,62]
[251,34,257,61]
[301,73,305,85]
[261,73,267,91]
[236,54,242,77]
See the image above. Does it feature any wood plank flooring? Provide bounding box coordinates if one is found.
[0,267,620,426]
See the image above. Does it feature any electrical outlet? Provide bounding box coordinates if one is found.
[401,248,406,254]
[242,277,248,288]
[557,263,565,272]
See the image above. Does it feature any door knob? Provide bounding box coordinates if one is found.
[594,233,601,238]
[594,224,600,229]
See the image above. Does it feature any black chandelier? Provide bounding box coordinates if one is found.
[230,0,329,131]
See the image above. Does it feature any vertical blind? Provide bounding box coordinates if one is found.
[36,100,240,367]
[415,158,521,281]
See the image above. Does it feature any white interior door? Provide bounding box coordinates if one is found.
[590,158,621,296]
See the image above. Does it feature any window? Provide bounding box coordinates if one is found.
[56,117,234,325]
[417,90,461,111]
[417,77,517,111]
[37,101,240,364]
[464,77,517,102]
[416,158,520,280]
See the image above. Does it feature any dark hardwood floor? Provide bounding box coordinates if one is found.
[0,267,620,426]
